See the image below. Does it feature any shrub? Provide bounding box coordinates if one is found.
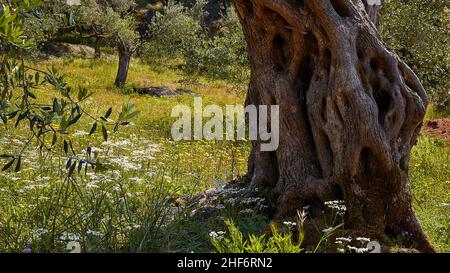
[210,219,304,253]
[381,0,450,111]
[141,1,249,89]
[181,8,249,86]
[140,0,204,65]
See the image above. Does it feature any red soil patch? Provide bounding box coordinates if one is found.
[423,118,450,140]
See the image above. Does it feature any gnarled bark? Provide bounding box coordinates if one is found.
[234,0,433,252]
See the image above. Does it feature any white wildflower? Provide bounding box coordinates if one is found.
[283,221,297,228]
[73,130,89,136]
[356,237,371,243]
[102,140,132,148]
[81,211,93,220]
[240,209,254,214]
[336,237,352,242]
[224,198,237,205]
[108,157,140,170]
[219,187,246,196]
[215,204,225,210]
[209,231,226,239]
[129,177,144,184]
[347,245,368,253]
[59,232,80,241]
[240,197,265,205]
[89,147,103,153]
[31,228,48,238]
[37,176,51,181]
[86,182,99,189]
[86,230,103,237]
[324,200,347,214]
[322,227,333,233]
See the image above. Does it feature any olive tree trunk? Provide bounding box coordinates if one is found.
[234,0,433,252]
[114,40,131,88]
[94,37,102,59]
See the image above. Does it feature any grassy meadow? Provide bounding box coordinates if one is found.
[0,57,448,253]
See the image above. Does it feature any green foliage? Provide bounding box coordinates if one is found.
[182,8,249,86]
[0,167,177,252]
[141,1,249,91]
[21,0,142,83]
[211,219,304,253]
[141,0,204,65]
[76,0,140,49]
[410,137,450,252]
[77,0,121,36]
[381,0,450,111]
[21,0,69,51]
[0,0,40,48]
[210,219,246,253]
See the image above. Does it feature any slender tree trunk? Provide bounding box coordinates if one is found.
[114,41,131,88]
[94,37,102,59]
[234,0,433,252]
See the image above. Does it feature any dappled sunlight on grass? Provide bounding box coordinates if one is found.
[410,137,450,252]
[0,58,250,252]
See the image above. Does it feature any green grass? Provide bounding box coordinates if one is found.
[0,57,249,252]
[410,137,450,252]
[425,104,450,120]
[0,57,448,253]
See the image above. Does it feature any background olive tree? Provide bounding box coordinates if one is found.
[76,0,141,87]
[0,0,139,173]
[140,0,249,93]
